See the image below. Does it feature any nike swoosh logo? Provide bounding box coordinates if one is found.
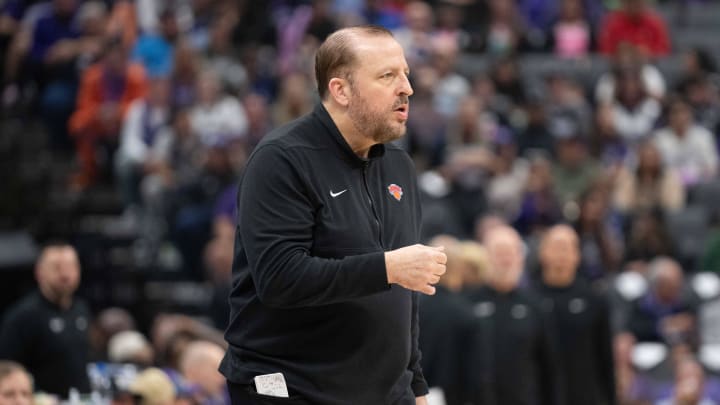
[329,189,348,198]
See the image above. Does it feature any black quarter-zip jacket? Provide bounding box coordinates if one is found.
[220,103,429,404]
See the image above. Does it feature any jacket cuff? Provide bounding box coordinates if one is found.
[367,251,391,290]
[412,380,430,397]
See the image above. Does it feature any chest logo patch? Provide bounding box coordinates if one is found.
[569,298,586,314]
[474,302,495,318]
[388,184,403,201]
[511,304,528,319]
[49,317,65,334]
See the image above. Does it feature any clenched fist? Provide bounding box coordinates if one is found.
[385,244,447,295]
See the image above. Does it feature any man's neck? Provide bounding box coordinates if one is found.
[323,101,374,158]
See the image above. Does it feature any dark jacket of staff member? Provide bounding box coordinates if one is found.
[220,26,447,405]
[465,226,565,405]
[531,225,616,405]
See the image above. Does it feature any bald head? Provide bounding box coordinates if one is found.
[649,257,684,304]
[179,341,225,396]
[485,226,524,292]
[540,225,580,287]
[315,25,394,99]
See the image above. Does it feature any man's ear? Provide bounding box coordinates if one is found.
[328,77,351,107]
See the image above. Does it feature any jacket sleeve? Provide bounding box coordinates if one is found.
[0,308,30,362]
[239,144,390,308]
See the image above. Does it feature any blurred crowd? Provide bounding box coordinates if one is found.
[1,0,720,404]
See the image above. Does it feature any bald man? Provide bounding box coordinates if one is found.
[465,226,564,405]
[221,25,444,404]
[531,225,616,405]
[624,257,697,347]
[0,242,91,397]
[180,341,227,405]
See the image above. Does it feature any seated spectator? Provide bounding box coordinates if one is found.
[514,155,563,237]
[677,48,719,94]
[170,43,200,109]
[132,8,179,78]
[204,15,247,94]
[625,257,697,347]
[242,93,273,153]
[574,185,624,279]
[517,99,555,159]
[592,103,630,168]
[0,242,91,397]
[89,307,137,362]
[548,0,593,58]
[107,331,154,367]
[0,361,32,405]
[546,75,594,139]
[683,76,720,140]
[115,78,173,210]
[431,41,470,118]
[69,36,148,188]
[605,66,662,146]
[489,55,526,113]
[486,135,529,221]
[480,0,528,54]
[392,0,436,66]
[551,125,601,207]
[128,368,176,405]
[657,357,718,405]
[613,141,686,215]
[405,65,447,170]
[272,71,313,126]
[598,0,670,57]
[596,44,666,105]
[654,97,719,186]
[189,69,247,148]
[623,209,675,268]
[178,341,227,405]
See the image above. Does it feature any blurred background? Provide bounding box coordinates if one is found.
[1,0,720,404]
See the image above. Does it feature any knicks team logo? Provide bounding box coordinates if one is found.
[387,184,403,201]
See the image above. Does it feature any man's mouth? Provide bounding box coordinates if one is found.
[394,104,409,120]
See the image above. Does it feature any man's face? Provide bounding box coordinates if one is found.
[346,36,413,144]
[36,246,81,303]
[540,226,580,286]
[0,371,32,405]
[486,228,524,292]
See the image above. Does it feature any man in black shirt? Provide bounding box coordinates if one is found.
[466,225,564,405]
[220,25,447,405]
[532,224,616,405]
[0,242,91,397]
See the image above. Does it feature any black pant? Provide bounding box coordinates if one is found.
[226,381,307,405]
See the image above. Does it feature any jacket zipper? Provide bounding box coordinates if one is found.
[362,161,384,248]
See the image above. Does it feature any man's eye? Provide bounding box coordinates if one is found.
[382,73,393,79]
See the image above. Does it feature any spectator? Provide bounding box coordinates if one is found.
[532,224,616,405]
[0,361,32,405]
[677,48,719,94]
[178,341,227,405]
[419,236,476,405]
[115,77,173,210]
[465,226,564,405]
[545,75,594,140]
[624,257,697,347]
[486,135,529,221]
[516,99,555,159]
[272,71,314,126]
[170,43,200,109]
[242,93,273,153]
[596,44,667,105]
[598,0,670,57]
[683,76,720,140]
[107,330,154,367]
[654,97,719,186]
[657,357,718,405]
[392,1,435,67]
[132,8,179,78]
[551,128,601,208]
[605,66,663,146]
[548,0,593,58]
[479,0,527,54]
[431,39,470,118]
[0,242,91,397]
[89,307,137,362]
[128,368,176,405]
[574,185,624,280]
[613,141,686,215]
[514,155,563,236]
[69,36,148,188]
[204,15,247,94]
[623,209,675,268]
[189,69,247,148]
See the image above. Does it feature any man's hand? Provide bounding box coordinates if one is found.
[415,396,428,405]
[385,244,447,295]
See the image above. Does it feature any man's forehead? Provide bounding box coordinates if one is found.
[351,36,407,66]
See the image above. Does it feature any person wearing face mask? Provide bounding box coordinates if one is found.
[531,224,616,405]
[465,225,564,405]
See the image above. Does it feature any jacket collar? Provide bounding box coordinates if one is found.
[313,103,385,167]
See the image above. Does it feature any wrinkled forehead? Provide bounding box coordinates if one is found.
[349,35,408,72]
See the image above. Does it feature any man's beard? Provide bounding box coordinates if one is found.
[347,89,409,144]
